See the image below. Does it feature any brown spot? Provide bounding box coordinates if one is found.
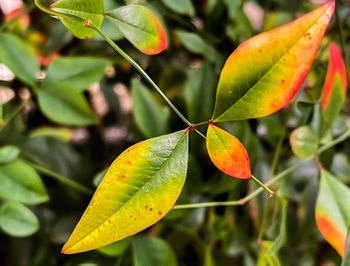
[108,219,111,223]
[283,58,286,62]
[49,4,53,9]
[120,175,125,179]
[259,49,263,53]
[127,161,132,165]
[281,79,286,84]
[304,32,312,40]
[149,208,153,211]
[167,139,172,146]
[130,216,132,218]
[158,211,162,215]
[145,205,148,209]
[134,218,136,220]
[85,36,89,40]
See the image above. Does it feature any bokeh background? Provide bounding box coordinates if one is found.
[0,0,349,265]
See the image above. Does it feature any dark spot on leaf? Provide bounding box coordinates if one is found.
[281,79,286,84]
[134,218,136,220]
[108,219,111,223]
[304,32,312,40]
[283,58,286,61]
[150,208,153,211]
[145,205,148,209]
[158,211,162,215]
[259,49,263,53]
[167,139,172,146]
[127,161,132,165]
[120,175,125,179]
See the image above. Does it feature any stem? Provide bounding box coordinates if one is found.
[24,160,93,195]
[89,23,193,128]
[335,0,350,88]
[250,175,275,197]
[173,129,350,209]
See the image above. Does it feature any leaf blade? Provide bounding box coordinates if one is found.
[106,5,167,55]
[62,130,189,254]
[315,170,350,257]
[212,1,334,122]
[206,124,251,179]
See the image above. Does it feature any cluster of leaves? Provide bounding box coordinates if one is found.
[0,0,349,265]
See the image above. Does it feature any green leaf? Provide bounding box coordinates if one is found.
[257,241,281,266]
[315,170,350,257]
[268,198,287,254]
[62,130,189,254]
[175,30,215,58]
[290,126,318,158]
[212,2,334,122]
[38,57,107,126]
[0,161,49,205]
[342,228,350,266]
[133,236,178,266]
[0,201,39,237]
[106,5,167,55]
[51,0,104,39]
[184,62,215,122]
[161,0,195,16]
[98,238,130,257]
[131,79,170,138]
[0,33,39,87]
[0,145,20,164]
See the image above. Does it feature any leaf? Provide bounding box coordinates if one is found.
[98,238,130,257]
[290,126,318,158]
[62,130,189,254]
[131,79,170,138]
[38,57,107,126]
[0,145,20,164]
[30,127,73,142]
[0,201,39,237]
[175,30,215,58]
[0,160,49,205]
[321,43,348,133]
[106,5,167,55]
[51,0,104,39]
[212,1,335,122]
[0,33,39,87]
[206,124,251,179]
[342,228,350,266]
[184,61,215,122]
[133,236,178,266]
[160,0,195,16]
[315,170,350,257]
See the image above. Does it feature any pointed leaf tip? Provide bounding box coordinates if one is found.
[212,0,334,122]
[62,130,188,254]
[206,124,251,179]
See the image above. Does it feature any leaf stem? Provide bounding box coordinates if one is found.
[24,160,93,195]
[250,175,275,197]
[173,129,350,209]
[89,23,193,128]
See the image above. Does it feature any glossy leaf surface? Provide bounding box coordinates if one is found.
[106,5,167,55]
[38,57,107,126]
[321,43,348,133]
[131,79,170,138]
[316,170,350,257]
[62,130,189,254]
[0,33,39,87]
[0,161,49,205]
[0,201,39,237]
[206,124,251,179]
[133,236,178,266]
[290,126,318,158]
[51,0,104,39]
[212,1,334,122]
[160,0,195,16]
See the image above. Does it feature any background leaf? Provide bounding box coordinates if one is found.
[321,43,348,134]
[133,236,178,266]
[0,145,20,164]
[212,1,334,122]
[0,201,39,237]
[51,0,104,39]
[160,0,195,16]
[316,170,350,257]
[0,160,49,205]
[37,57,107,126]
[106,5,167,55]
[290,126,318,158]
[131,79,170,138]
[62,130,189,254]
[0,33,39,87]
